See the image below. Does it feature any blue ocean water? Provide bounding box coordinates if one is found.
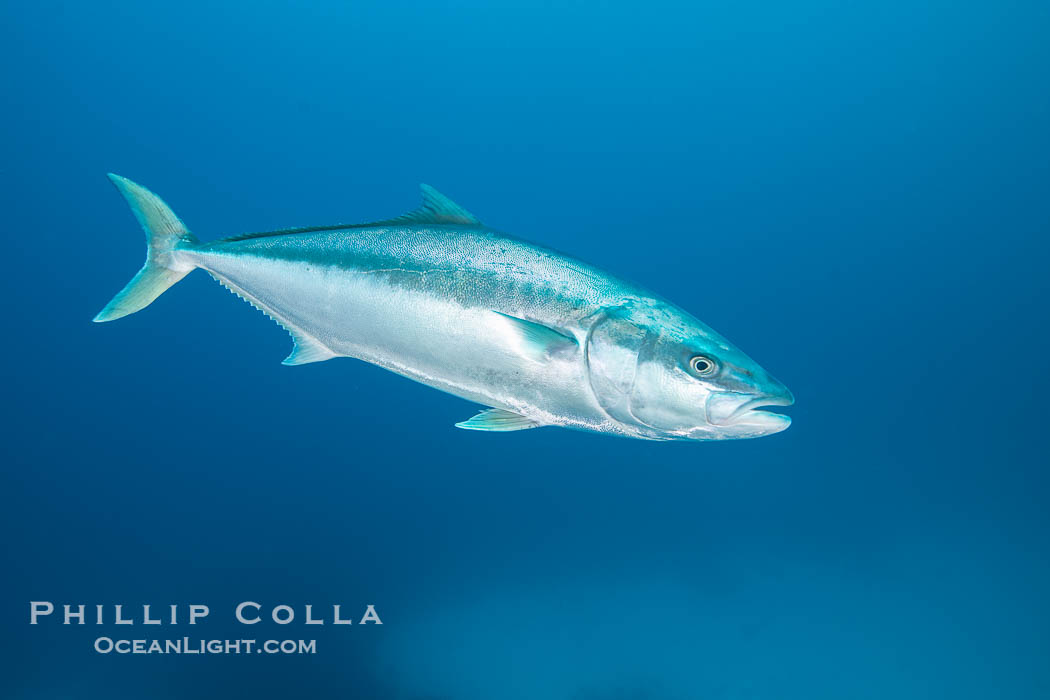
[2,1,1049,697]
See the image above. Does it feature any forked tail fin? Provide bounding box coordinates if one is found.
[93,174,199,322]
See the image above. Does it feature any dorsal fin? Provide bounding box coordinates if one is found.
[217,184,481,244]
[373,184,481,226]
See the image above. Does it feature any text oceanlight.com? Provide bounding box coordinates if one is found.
[94,637,317,655]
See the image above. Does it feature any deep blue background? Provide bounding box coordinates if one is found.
[3,1,1048,698]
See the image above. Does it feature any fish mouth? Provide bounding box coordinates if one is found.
[706,391,795,429]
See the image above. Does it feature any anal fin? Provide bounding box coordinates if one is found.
[210,272,337,367]
[282,332,337,366]
[455,408,542,432]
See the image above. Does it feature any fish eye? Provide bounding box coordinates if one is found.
[689,355,717,376]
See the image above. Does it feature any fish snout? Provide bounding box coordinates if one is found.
[705,386,794,429]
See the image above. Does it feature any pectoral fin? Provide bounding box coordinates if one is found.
[492,311,578,362]
[455,408,543,432]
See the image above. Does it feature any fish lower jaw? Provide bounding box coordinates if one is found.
[705,391,793,429]
[723,409,792,432]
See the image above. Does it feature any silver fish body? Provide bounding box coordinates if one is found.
[95,175,793,440]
